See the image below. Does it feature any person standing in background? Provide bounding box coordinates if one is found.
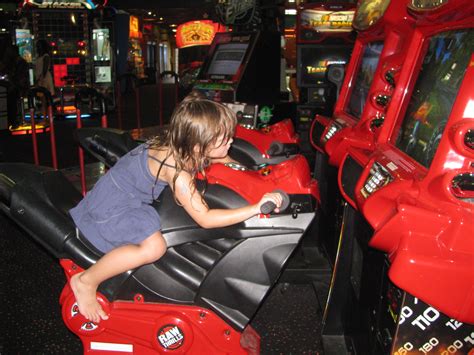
[35,39,55,115]
[0,38,29,129]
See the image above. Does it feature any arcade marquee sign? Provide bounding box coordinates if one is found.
[22,0,107,10]
[176,20,225,49]
[300,9,354,32]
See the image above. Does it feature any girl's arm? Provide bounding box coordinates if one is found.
[172,170,282,229]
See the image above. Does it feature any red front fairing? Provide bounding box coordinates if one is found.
[205,155,319,203]
[314,0,416,166]
[235,119,299,155]
[344,9,474,323]
[59,260,260,354]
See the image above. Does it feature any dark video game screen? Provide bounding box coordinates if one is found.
[206,42,249,77]
[297,45,352,87]
[345,41,384,119]
[395,28,473,167]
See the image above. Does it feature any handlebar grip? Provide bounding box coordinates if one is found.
[260,201,277,214]
[259,190,290,214]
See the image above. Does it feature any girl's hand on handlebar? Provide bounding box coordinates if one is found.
[256,192,283,214]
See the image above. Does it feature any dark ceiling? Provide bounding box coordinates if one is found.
[107,0,216,26]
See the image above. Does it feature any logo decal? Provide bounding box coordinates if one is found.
[71,302,79,317]
[157,325,185,350]
[81,322,98,331]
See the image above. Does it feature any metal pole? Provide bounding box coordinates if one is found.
[116,80,123,129]
[76,107,87,196]
[48,105,58,169]
[30,107,39,166]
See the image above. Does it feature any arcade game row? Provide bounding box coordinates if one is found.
[316,0,474,353]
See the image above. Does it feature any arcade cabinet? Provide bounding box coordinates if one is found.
[295,2,355,163]
[310,0,416,261]
[321,0,474,353]
[176,20,226,95]
[18,0,115,116]
[194,31,281,127]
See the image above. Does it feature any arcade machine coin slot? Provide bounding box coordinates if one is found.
[323,1,474,353]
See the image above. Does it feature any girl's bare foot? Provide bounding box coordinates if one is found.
[70,272,109,323]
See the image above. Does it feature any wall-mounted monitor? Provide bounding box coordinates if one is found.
[395,28,473,167]
[297,44,352,87]
[344,41,384,120]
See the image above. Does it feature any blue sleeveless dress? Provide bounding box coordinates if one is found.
[70,144,168,253]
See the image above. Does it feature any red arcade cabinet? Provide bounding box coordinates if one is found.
[308,0,416,260]
[312,0,415,166]
[322,0,474,353]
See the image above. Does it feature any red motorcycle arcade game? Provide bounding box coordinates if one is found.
[322,0,474,353]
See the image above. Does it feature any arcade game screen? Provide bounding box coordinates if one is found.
[206,42,249,77]
[395,29,473,167]
[15,29,33,63]
[345,41,384,119]
[297,45,352,87]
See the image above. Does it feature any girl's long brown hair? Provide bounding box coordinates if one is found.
[148,98,237,202]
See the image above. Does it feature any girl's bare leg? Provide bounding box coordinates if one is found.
[70,231,166,323]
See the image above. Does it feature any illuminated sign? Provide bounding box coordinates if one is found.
[176,20,225,48]
[129,15,141,38]
[23,0,107,10]
[300,10,355,32]
[306,60,347,74]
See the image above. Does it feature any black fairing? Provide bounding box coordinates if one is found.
[74,127,139,167]
[229,138,299,168]
[75,127,299,170]
[0,163,314,331]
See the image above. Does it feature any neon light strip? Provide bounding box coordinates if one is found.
[90,342,133,352]
[65,114,91,119]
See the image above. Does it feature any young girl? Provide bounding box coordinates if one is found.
[69,98,282,323]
